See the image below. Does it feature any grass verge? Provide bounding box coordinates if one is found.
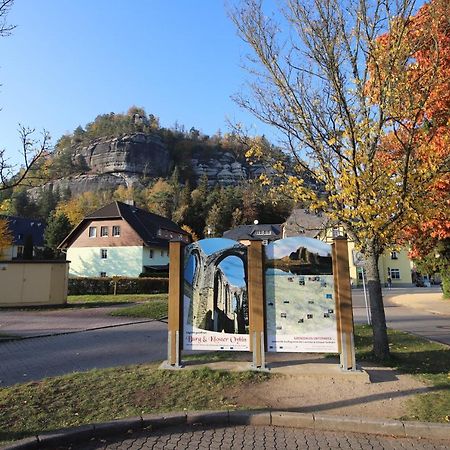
[67,294,168,309]
[0,365,269,444]
[110,300,168,319]
[355,324,450,423]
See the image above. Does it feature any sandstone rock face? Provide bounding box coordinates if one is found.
[190,150,273,186]
[28,173,140,200]
[29,133,274,197]
[74,133,169,177]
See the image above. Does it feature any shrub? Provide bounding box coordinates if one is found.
[68,277,168,295]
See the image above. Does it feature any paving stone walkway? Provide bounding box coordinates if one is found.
[60,425,449,450]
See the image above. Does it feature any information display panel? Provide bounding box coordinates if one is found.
[183,238,249,351]
[265,237,338,353]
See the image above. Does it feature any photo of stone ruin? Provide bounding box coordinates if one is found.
[184,239,249,334]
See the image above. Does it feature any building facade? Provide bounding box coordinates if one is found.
[0,216,45,260]
[59,201,189,277]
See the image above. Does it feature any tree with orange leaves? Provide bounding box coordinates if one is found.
[0,217,13,260]
[371,0,450,295]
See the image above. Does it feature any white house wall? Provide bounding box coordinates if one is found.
[142,247,169,268]
[67,246,144,277]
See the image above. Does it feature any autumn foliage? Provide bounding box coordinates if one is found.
[368,0,450,258]
[0,217,13,259]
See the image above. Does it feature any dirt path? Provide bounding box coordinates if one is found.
[185,352,430,421]
[234,365,427,420]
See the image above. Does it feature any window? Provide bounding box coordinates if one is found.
[390,251,398,260]
[100,249,108,259]
[255,230,271,236]
[332,228,341,238]
[100,272,107,277]
[89,226,97,238]
[112,225,121,237]
[100,226,108,237]
[262,239,269,245]
[149,249,154,258]
[160,250,164,257]
[16,246,24,257]
[17,233,23,240]
[390,268,400,279]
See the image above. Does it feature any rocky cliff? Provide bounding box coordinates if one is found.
[29,132,273,198]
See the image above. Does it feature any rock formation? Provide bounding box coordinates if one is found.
[29,132,276,198]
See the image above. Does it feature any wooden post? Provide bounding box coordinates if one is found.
[247,240,265,369]
[167,240,184,367]
[333,237,356,371]
[332,243,341,354]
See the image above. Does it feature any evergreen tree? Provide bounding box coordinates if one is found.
[38,187,59,219]
[44,212,72,258]
[11,190,39,218]
[23,234,33,260]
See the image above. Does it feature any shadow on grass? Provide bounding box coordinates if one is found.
[355,325,450,375]
[66,301,131,309]
[283,385,445,414]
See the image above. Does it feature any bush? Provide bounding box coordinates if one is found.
[138,271,169,278]
[68,277,168,295]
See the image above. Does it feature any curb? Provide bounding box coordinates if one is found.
[2,410,449,449]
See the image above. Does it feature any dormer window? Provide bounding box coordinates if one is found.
[100,226,108,237]
[89,226,97,238]
[112,226,120,237]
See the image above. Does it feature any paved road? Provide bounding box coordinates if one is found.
[352,287,450,346]
[0,321,167,387]
[0,287,448,387]
[0,305,147,338]
[61,424,449,450]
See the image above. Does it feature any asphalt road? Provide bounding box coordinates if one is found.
[0,320,168,387]
[0,287,448,387]
[352,287,450,346]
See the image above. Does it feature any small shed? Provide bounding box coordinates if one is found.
[0,260,69,307]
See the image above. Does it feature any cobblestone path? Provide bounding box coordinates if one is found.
[61,425,449,450]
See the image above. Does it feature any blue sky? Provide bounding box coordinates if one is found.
[0,0,271,166]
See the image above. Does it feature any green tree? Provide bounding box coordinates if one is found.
[22,233,33,260]
[37,187,59,219]
[11,190,39,218]
[44,212,72,258]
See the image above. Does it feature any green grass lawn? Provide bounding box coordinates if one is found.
[0,365,268,444]
[110,299,168,319]
[355,324,450,423]
[67,294,168,309]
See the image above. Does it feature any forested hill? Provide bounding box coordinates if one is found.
[28,106,285,197]
[0,107,312,243]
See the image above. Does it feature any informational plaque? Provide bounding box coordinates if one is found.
[265,237,338,353]
[183,238,250,351]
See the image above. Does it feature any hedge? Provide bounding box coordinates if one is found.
[68,276,169,295]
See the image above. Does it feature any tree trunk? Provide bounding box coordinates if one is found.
[365,240,390,360]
